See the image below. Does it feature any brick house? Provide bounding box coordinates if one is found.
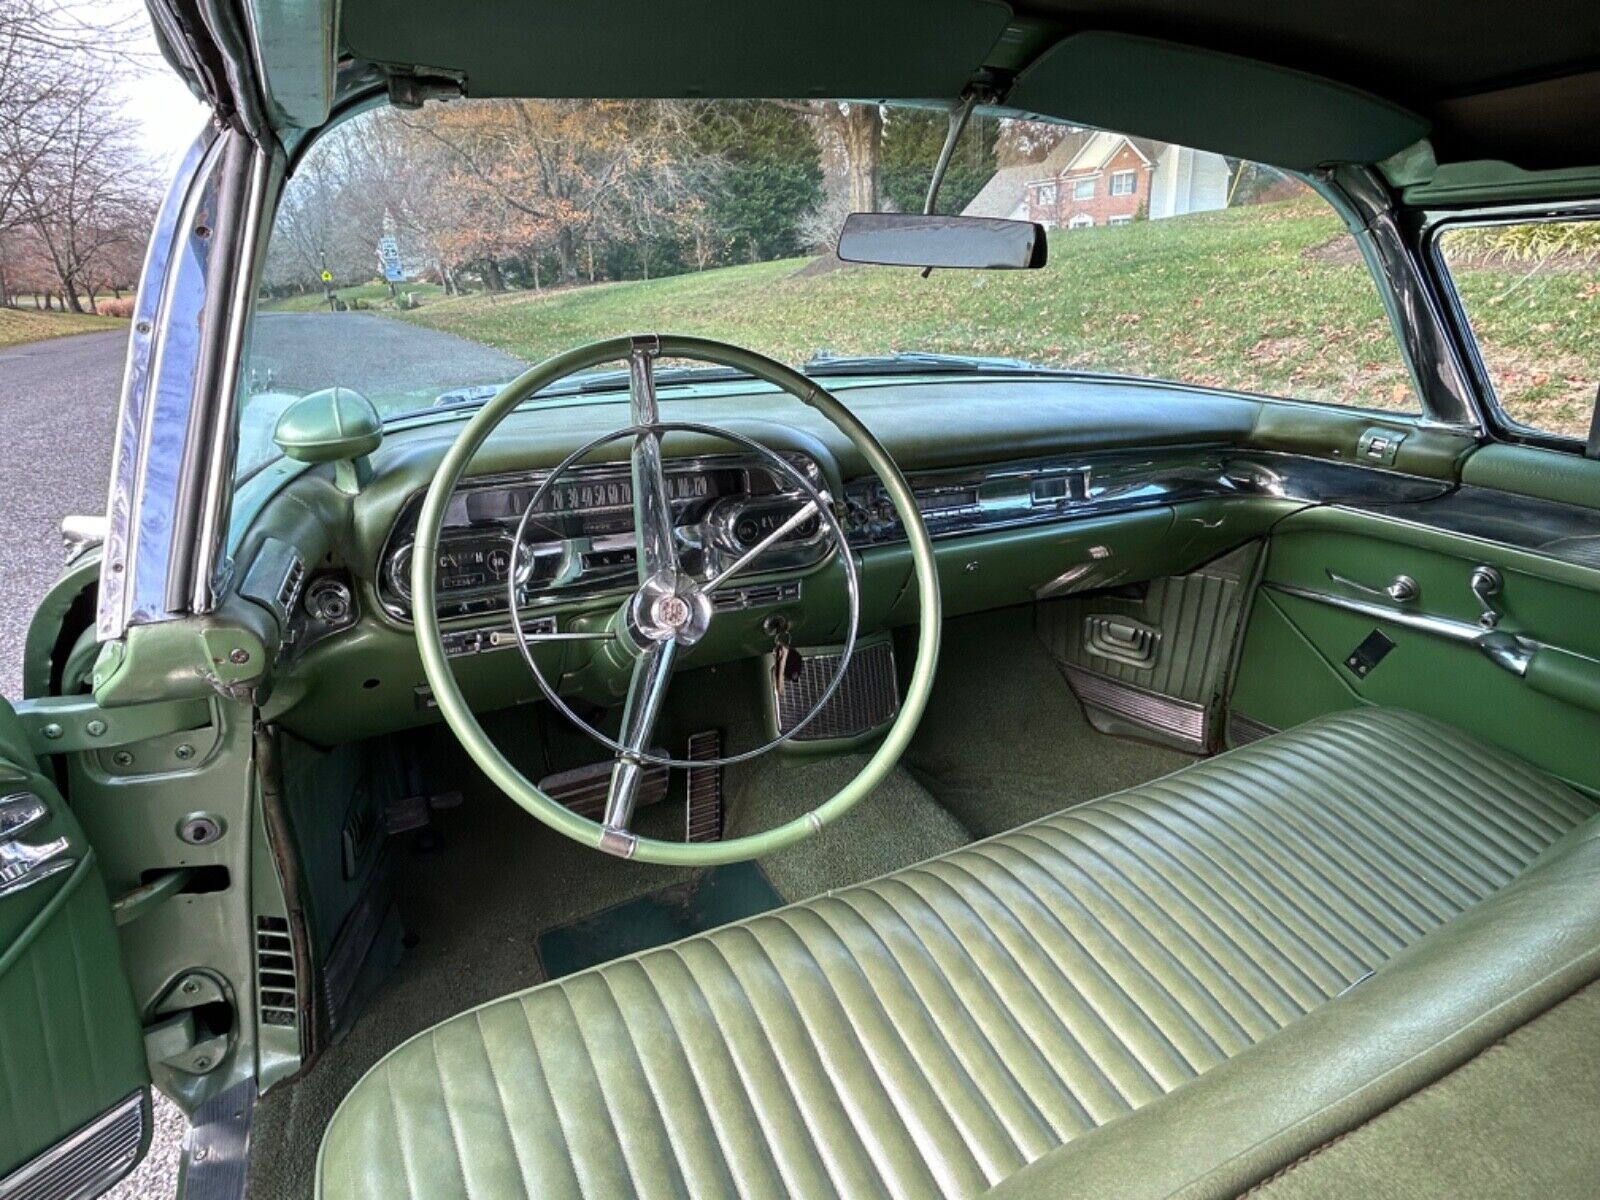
[1014,131,1231,230]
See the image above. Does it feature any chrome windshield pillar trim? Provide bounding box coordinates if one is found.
[99,128,217,640]
[99,122,274,640]
[190,143,274,613]
[1321,164,1483,434]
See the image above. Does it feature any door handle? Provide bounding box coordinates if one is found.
[0,793,75,899]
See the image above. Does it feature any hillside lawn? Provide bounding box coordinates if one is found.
[0,307,125,349]
[392,199,1594,439]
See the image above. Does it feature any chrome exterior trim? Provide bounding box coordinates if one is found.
[190,144,274,613]
[0,1090,144,1200]
[99,129,217,640]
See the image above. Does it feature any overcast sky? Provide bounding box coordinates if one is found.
[106,0,213,172]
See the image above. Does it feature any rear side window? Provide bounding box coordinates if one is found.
[1437,218,1600,441]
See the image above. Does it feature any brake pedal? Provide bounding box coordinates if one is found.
[540,752,669,822]
[685,730,723,842]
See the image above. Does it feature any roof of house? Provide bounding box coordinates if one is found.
[1061,131,1169,174]
[960,131,1092,217]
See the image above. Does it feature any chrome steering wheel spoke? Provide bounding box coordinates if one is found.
[627,337,679,583]
[599,638,679,853]
[703,497,824,594]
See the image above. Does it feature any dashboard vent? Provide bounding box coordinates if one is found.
[255,915,298,1029]
[775,638,899,742]
[278,557,306,615]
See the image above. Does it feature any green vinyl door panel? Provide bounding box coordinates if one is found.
[1231,505,1600,793]
[0,698,149,1194]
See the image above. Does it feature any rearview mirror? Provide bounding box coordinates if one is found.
[836,212,1048,270]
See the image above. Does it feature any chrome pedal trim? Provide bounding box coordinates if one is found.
[181,1079,255,1200]
[685,730,723,843]
[0,1090,144,1200]
[774,639,899,742]
[1062,665,1208,748]
[1229,712,1279,746]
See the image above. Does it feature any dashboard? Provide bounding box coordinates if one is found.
[230,374,1476,742]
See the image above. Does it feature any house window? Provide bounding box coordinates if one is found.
[1110,170,1137,196]
[1071,177,1096,201]
[1036,182,1057,206]
[1108,215,1133,227]
[1067,213,1094,230]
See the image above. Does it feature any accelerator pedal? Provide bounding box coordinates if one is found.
[685,729,724,842]
[539,752,669,822]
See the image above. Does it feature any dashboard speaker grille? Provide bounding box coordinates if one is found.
[775,639,899,742]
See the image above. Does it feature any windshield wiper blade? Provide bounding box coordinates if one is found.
[801,351,1045,376]
[430,363,755,410]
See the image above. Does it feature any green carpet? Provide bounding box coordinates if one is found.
[537,861,783,978]
[904,606,1194,836]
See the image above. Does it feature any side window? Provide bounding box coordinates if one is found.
[1437,219,1599,442]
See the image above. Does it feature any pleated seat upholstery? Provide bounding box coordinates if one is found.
[316,708,1597,1199]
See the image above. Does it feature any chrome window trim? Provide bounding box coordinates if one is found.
[1420,200,1600,453]
[1319,165,1483,433]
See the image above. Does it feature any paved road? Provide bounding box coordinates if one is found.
[0,331,126,698]
[251,311,527,399]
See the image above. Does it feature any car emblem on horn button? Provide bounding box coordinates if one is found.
[653,593,692,629]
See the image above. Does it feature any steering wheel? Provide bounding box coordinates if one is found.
[412,335,941,864]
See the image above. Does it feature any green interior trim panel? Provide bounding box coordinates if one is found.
[1036,543,1259,750]
[1232,506,1600,792]
[1007,32,1429,170]
[0,699,149,1184]
[1246,404,1477,477]
[1461,443,1600,512]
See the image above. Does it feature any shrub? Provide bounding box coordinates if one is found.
[98,297,136,318]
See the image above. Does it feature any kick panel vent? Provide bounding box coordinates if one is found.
[255,916,298,1029]
[775,639,899,742]
[1083,614,1160,668]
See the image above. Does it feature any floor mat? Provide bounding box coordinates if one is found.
[537,861,783,978]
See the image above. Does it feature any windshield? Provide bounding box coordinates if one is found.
[238,98,1418,478]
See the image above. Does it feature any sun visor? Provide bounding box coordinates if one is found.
[1007,32,1429,171]
[341,0,1014,100]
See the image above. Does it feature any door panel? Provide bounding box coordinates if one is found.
[0,700,148,1194]
[1232,504,1600,793]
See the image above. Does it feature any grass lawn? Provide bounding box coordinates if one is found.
[0,306,125,349]
[265,280,447,313]
[401,201,1422,415]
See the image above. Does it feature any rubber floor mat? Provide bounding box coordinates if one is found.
[536,860,782,978]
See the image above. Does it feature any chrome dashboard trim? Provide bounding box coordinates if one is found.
[376,450,829,624]
[1351,485,1600,573]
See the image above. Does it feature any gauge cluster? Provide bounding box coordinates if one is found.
[378,453,830,620]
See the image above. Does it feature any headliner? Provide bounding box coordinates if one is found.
[216,0,1600,174]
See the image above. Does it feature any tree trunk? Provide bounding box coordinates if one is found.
[557,227,578,284]
[483,259,506,293]
[842,105,883,213]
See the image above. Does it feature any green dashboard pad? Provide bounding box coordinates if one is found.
[1008,32,1430,170]
[340,0,1013,99]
